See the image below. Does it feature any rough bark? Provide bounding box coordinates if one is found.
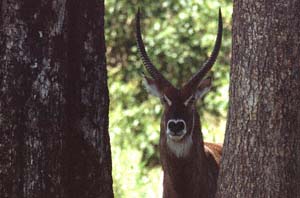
[217,0,300,197]
[0,0,113,197]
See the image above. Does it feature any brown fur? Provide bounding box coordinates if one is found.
[160,109,222,198]
[204,142,222,165]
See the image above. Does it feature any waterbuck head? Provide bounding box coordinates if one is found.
[136,9,222,158]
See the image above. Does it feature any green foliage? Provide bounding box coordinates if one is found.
[106,0,232,197]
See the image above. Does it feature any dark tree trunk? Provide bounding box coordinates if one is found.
[217,1,300,197]
[0,0,113,198]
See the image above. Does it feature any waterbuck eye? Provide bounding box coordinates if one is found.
[161,95,172,106]
[184,95,195,106]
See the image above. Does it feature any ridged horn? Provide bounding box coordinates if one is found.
[183,8,223,92]
[136,9,172,87]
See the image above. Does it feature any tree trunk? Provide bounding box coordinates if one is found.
[0,0,113,198]
[216,1,300,197]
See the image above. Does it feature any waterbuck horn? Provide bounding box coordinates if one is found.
[136,9,173,87]
[183,8,223,93]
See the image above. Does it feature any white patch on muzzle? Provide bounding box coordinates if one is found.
[166,119,186,140]
[165,112,195,158]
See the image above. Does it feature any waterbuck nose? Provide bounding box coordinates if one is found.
[167,120,186,135]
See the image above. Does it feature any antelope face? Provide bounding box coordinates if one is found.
[143,76,212,143]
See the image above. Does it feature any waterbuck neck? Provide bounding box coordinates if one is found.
[159,111,217,198]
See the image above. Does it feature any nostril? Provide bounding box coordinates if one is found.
[168,120,185,134]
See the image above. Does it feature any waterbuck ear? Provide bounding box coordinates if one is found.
[142,75,162,97]
[195,77,212,99]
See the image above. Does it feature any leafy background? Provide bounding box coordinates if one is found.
[105,0,232,197]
